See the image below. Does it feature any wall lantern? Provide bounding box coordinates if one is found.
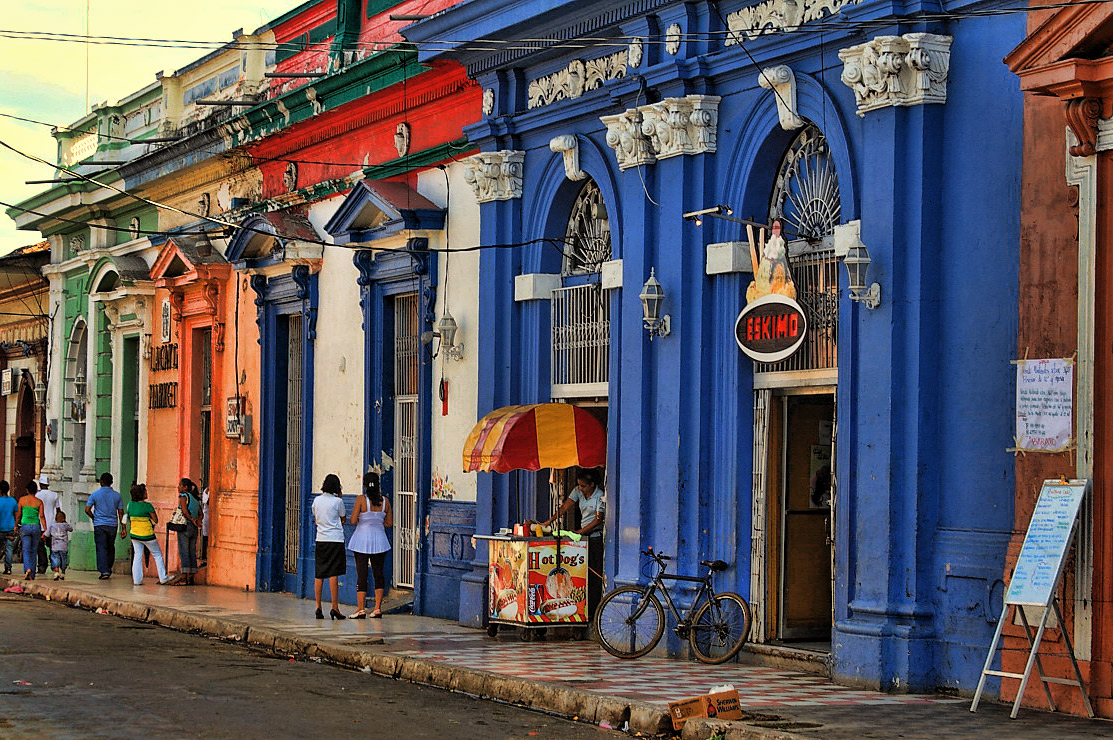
[33,380,46,409]
[422,310,463,361]
[639,268,671,340]
[71,371,88,422]
[843,243,881,309]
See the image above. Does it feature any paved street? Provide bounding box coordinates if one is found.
[0,595,620,740]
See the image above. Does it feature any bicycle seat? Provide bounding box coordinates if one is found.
[701,559,729,572]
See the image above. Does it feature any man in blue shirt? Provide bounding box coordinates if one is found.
[84,472,123,579]
[0,480,17,575]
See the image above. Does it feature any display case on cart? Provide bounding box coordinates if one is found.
[478,534,597,640]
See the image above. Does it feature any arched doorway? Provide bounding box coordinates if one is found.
[65,320,89,482]
[752,123,843,649]
[11,374,37,495]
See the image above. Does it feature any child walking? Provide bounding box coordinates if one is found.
[49,510,74,580]
[122,484,170,585]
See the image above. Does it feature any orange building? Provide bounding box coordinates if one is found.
[145,234,261,589]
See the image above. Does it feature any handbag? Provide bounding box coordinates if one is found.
[168,506,188,532]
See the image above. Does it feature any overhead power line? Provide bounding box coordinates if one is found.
[0,1,1105,54]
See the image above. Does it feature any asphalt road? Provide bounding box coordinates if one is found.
[0,595,623,740]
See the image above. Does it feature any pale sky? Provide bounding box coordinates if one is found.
[0,1,296,254]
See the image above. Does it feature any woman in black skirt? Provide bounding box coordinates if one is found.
[311,474,347,619]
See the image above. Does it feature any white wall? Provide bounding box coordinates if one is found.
[308,197,366,497]
[418,163,480,502]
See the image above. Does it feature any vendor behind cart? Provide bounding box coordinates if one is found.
[540,468,605,538]
[540,468,605,608]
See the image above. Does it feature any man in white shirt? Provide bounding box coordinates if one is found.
[35,474,59,575]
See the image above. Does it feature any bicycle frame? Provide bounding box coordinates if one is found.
[638,558,717,631]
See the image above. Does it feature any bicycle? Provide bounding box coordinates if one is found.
[593,547,752,664]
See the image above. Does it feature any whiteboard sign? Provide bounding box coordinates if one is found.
[1015,358,1073,452]
[1005,479,1087,606]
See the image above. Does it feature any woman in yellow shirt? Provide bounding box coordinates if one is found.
[121,484,170,585]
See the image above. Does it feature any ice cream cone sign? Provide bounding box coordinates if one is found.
[746,220,796,304]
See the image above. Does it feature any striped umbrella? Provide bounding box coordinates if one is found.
[462,403,606,473]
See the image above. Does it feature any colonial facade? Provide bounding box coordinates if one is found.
[407,0,1024,693]
[1005,3,1113,718]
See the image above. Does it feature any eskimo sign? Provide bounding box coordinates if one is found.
[735,294,808,363]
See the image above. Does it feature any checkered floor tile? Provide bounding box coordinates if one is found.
[381,631,960,707]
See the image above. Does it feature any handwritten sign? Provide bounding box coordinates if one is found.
[1006,480,1087,606]
[1015,358,1073,452]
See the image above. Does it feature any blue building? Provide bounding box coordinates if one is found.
[406,0,1023,692]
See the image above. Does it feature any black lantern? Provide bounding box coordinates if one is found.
[842,243,881,309]
[639,268,671,340]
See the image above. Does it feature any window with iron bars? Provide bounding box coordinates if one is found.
[756,124,841,374]
[551,180,611,398]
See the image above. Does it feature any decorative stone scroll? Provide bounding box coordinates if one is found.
[726,0,860,42]
[527,50,627,110]
[463,150,525,203]
[758,66,805,131]
[601,95,720,170]
[839,33,952,117]
[550,135,587,181]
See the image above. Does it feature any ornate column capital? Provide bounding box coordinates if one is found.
[601,95,720,170]
[463,150,525,203]
[839,33,952,117]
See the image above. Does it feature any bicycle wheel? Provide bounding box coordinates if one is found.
[688,592,752,664]
[594,585,665,659]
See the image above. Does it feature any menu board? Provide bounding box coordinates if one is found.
[1006,480,1087,606]
[1014,358,1073,452]
[488,538,589,624]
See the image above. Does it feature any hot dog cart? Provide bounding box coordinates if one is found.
[463,403,606,640]
[477,534,594,637]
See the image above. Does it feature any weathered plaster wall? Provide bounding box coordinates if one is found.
[308,196,365,496]
[418,163,479,502]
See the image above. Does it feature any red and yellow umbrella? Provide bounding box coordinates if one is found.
[462,403,606,473]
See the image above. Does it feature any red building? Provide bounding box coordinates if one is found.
[1006,3,1113,717]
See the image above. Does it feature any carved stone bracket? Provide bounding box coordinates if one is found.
[1065,98,1102,157]
[758,65,806,130]
[549,135,587,181]
[527,51,627,110]
[463,150,525,203]
[839,33,952,117]
[601,95,720,170]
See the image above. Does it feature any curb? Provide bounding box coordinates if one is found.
[2,576,676,735]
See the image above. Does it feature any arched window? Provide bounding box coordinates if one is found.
[552,179,611,398]
[759,124,841,373]
[769,124,841,243]
[562,179,611,275]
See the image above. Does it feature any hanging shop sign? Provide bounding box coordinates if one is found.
[735,294,807,363]
[735,220,807,362]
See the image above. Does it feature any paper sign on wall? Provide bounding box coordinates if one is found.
[1014,358,1073,453]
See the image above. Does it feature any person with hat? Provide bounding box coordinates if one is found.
[34,473,58,575]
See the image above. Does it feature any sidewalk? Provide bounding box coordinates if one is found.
[3,572,1109,739]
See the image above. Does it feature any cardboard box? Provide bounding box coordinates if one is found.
[668,688,744,730]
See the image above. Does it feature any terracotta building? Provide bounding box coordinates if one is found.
[1006,2,1113,717]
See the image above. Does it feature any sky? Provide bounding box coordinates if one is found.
[0,1,297,254]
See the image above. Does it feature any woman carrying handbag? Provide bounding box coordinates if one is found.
[173,478,203,585]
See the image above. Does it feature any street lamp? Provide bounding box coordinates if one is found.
[33,380,46,409]
[422,310,463,361]
[843,243,881,309]
[71,371,87,422]
[639,268,671,340]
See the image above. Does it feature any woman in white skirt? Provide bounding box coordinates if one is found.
[347,472,392,618]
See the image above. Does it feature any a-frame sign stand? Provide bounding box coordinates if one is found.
[971,479,1094,719]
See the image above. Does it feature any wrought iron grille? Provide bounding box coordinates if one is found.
[755,249,839,373]
[562,180,612,275]
[283,315,303,575]
[551,283,610,398]
[393,294,419,589]
[769,125,841,242]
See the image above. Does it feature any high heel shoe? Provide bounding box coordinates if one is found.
[315,607,324,620]
[330,608,346,620]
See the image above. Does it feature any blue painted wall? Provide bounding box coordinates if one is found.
[408,0,1021,691]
